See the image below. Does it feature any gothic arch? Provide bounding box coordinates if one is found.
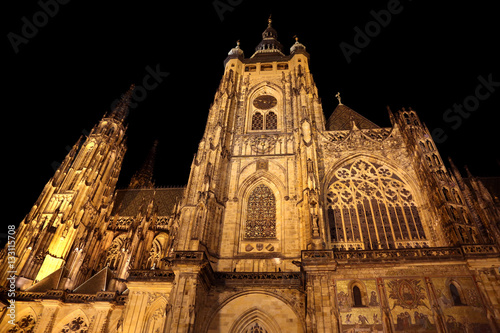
[237,170,286,199]
[145,232,168,269]
[229,307,281,333]
[106,234,128,270]
[142,296,168,332]
[238,159,287,188]
[237,174,284,238]
[323,155,431,250]
[347,280,369,307]
[205,291,305,333]
[1,307,37,333]
[246,81,283,100]
[322,154,420,196]
[445,278,467,306]
[52,309,90,333]
[245,82,284,133]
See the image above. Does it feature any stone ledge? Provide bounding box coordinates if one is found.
[214,271,302,287]
[127,269,175,282]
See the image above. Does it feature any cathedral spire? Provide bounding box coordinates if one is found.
[109,84,135,122]
[128,140,158,189]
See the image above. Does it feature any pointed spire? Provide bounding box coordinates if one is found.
[109,84,135,122]
[128,140,158,189]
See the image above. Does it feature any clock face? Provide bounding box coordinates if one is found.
[253,95,277,110]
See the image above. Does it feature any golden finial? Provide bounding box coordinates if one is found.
[294,35,299,42]
[268,14,272,25]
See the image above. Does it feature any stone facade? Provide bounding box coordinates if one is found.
[1,19,500,333]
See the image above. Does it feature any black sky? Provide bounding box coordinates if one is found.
[4,1,500,226]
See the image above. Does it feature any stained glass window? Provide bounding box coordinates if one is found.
[246,184,276,238]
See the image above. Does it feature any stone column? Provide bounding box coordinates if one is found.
[423,277,447,333]
[376,278,395,333]
[472,269,500,332]
[37,299,61,333]
[163,251,212,333]
[301,250,339,333]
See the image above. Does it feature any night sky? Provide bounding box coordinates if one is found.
[5,1,499,226]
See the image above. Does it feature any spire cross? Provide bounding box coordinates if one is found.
[335,92,342,105]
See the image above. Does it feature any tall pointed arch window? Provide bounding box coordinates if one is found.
[106,235,127,270]
[245,184,276,238]
[146,237,163,269]
[326,160,427,250]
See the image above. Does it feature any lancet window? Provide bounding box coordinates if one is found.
[326,160,426,250]
[245,184,276,238]
[106,235,127,270]
[146,237,163,269]
[265,112,277,130]
[251,112,264,130]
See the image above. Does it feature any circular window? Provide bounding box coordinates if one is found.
[253,95,277,110]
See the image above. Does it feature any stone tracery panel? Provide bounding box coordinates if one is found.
[326,160,427,250]
[245,184,276,238]
[60,316,88,333]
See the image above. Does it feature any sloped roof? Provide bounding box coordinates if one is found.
[26,266,69,292]
[326,104,379,131]
[112,187,185,216]
[73,267,114,294]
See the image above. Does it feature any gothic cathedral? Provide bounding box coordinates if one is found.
[2,19,500,333]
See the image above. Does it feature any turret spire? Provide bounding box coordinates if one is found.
[109,84,135,122]
[128,140,158,189]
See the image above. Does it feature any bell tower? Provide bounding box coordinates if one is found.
[174,18,326,273]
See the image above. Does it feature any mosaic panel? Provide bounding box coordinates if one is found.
[431,277,491,333]
[336,279,384,333]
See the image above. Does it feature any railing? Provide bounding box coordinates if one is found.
[302,244,498,262]
[16,290,126,304]
[127,269,175,282]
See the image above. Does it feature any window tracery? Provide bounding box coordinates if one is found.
[7,314,36,333]
[60,316,88,333]
[265,112,277,130]
[145,236,164,269]
[245,322,268,333]
[326,160,426,250]
[245,184,276,238]
[106,235,126,270]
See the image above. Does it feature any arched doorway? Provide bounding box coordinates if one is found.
[206,292,304,333]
